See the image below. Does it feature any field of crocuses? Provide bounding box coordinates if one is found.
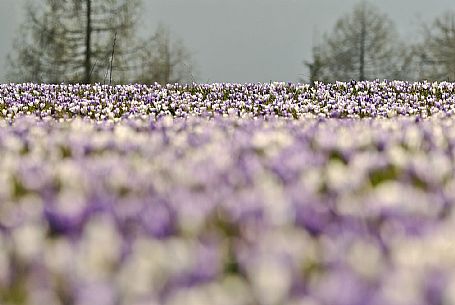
[1,80,455,305]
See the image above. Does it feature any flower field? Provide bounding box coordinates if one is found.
[1,81,455,305]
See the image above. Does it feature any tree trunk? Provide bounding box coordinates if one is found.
[359,3,366,81]
[164,32,171,84]
[84,0,92,83]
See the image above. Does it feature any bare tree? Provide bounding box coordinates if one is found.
[134,24,195,85]
[305,1,405,82]
[417,11,455,81]
[304,46,329,83]
[6,0,195,84]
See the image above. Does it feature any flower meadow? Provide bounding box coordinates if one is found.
[2,80,455,305]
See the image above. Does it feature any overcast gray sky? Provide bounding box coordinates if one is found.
[1,0,455,83]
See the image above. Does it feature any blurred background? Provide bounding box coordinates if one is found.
[1,0,455,84]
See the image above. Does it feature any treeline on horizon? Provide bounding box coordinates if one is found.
[6,0,195,85]
[305,1,455,83]
[5,0,455,85]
